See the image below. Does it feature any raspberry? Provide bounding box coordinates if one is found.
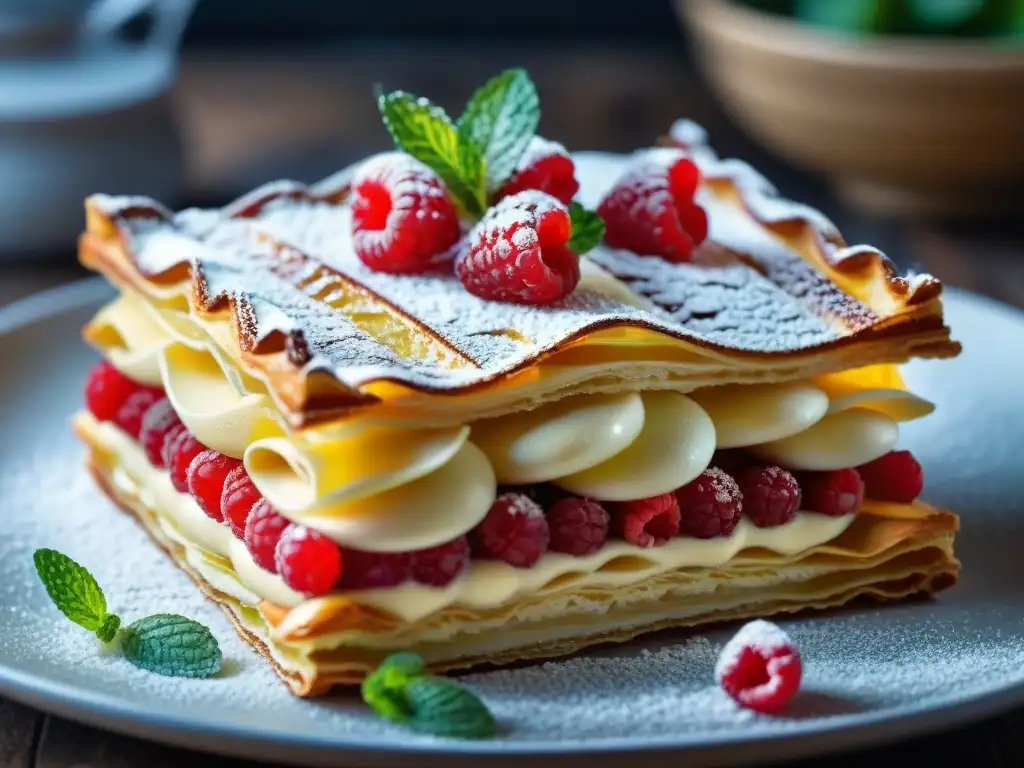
[351,152,461,274]
[164,427,207,493]
[244,499,290,573]
[597,148,707,262]
[112,387,163,439]
[456,190,580,305]
[611,493,681,548]
[472,493,550,568]
[738,466,801,528]
[275,525,343,596]
[337,548,409,589]
[186,449,242,522]
[547,497,609,556]
[496,137,580,205]
[800,468,865,517]
[676,468,742,539]
[503,483,566,511]
[221,465,262,539]
[410,536,470,587]
[138,398,183,468]
[716,620,802,714]
[857,450,923,503]
[84,360,152,423]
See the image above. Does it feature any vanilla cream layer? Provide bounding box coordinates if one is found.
[88,294,932,553]
[82,412,855,621]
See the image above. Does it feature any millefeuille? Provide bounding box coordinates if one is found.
[73,73,960,697]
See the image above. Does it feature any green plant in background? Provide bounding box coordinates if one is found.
[738,0,1024,38]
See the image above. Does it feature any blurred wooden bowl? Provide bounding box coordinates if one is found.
[676,0,1024,219]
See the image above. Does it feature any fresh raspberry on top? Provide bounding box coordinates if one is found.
[186,449,242,522]
[138,398,183,468]
[113,387,163,440]
[410,536,470,587]
[611,493,681,548]
[275,525,343,596]
[472,492,550,568]
[221,464,262,539]
[244,499,290,573]
[800,468,864,517]
[857,450,923,503]
[496,136,580,205]
[597,148,708,262]
[84,361,155,423]
[739,466,802,528]
[716,619,802,714]
[455,190,580,305]
[164,427,207,493]
[676,468,743,539]
[350,152,461,274]
[547,496,609,556]
[337,548,409,590]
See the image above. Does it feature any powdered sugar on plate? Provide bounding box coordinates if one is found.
[2,226,1024,763]
[3,424,1024,749]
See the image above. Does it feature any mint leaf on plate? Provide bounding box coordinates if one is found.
[566,202,606,255]
[362,652,496,738]
[378,91,486,218]
[362,652,425,724]
[121,614,222,679]
[33,548,118,641]
[404,678,497,739]
[456,68,540,195]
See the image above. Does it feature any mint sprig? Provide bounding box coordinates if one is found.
[456,68,540,195]
[566,202,606,255]
[363,652,496,739]
[121,614,222,679]
[33,549,118,641]
[378,91,486,218]
[33,548,222,679]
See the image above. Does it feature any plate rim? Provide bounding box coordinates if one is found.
[2,277,1023,766]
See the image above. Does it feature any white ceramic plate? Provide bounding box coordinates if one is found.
[1,279,1023,767]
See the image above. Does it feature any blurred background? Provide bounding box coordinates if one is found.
[1,0,1022,304]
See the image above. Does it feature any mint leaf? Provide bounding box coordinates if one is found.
[362,652,425,724]
[378,91,486,217]
[404,678,496,739]
[456,68,540,194]
[121,614,222,679]
[362,653,496,738]
[33,549,115,640]
[96,613,121,643]
[566,202,605,254]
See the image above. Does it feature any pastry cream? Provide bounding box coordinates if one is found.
[86,293,934,556]
[750,408,899,471]
[82,412,855,624]
[689,382,829,448]
[552,391,716,500]
[471,392,645,484]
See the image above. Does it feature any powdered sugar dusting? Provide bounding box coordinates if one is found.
[515,135,571,171]
[86,124,948,403]
[704,467,741,505]
[5,420,1024,750]
[495,491,545,519]
[715,620,795,680]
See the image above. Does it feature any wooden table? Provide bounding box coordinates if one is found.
[2,41,1023,767]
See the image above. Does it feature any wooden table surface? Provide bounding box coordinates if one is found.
[2,40,1023,767]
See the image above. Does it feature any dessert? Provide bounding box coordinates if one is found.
[73,71,960,697]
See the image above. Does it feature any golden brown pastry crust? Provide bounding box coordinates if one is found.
[77,134,960,428]
[77,420,959,698]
